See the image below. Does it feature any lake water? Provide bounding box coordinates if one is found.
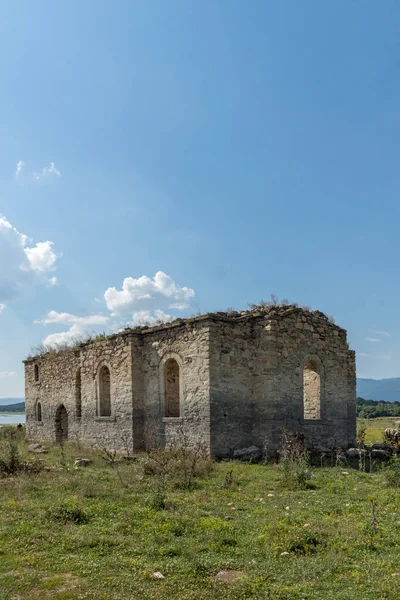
[0,414,25,425]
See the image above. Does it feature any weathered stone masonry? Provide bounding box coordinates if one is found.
[24,306,356,457]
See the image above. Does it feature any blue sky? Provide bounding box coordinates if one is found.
[1,0,400,397]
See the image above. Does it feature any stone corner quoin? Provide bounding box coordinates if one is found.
[24,305,356,457]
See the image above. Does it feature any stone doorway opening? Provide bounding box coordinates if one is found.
[55,405,68,443]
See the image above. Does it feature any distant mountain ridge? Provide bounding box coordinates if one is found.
[357,378,400,403]
[0,397,24,406]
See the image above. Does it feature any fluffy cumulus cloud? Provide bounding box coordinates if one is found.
[131,309,175,327]
[42,325,86,349]
[38,272,195,349]
[0,214,59,305]
[24,241,57,272]
[37,311,109,349]
[104,271,195,317]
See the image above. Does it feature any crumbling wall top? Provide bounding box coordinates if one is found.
[24,304,343,362]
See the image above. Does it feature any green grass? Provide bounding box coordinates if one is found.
[1,436,400,600]
[357,416,400,444]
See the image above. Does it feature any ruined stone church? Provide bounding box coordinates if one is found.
[25,305,356,457]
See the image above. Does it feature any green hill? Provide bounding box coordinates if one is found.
[0,401,25,413]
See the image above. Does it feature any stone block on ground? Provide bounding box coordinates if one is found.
[28,443,48,454]
[74,458,93,467]
[371,449,391,459]
[371,443,391,451]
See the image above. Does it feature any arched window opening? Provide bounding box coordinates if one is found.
[164,358,180,417]
[36,401,42,422]
[303,360,321,419]
[75,368,82,418]
[99,366,111,417]
[34,364,39,382]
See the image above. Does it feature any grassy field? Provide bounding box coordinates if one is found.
[358,416,400,444]
[1,430,400,600]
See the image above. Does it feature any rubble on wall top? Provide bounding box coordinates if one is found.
[25,303,342,361]
[115,304,339,334]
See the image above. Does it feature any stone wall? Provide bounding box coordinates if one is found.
[25,335,134,451]
[209,307,356,457]
[24,305,356,457]
[139,319,211,452]
[209,319,255,456]
[25,319,212,453]
[251,307,356,453]
[25,349,80,443]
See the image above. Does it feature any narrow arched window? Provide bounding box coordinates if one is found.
[34,364,39,382]
[36,401,42,422]
[303,360,321,419]
[99,366,111,417]
[75,368,82,418]
[164,358,180,417]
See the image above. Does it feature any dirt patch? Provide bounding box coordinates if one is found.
[213,570,245,583]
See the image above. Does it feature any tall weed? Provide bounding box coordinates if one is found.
[0,428,22,474]
[279,428,313,490]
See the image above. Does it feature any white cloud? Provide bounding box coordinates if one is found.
[131,309,174,327]
[36,310,109,327]
[104,271,194,317]
[376,331,391,337]
[0,371,16,378]
[41,308,175,349]
[43,325,85,348]
[357,351,392,362]
[38,271,194,349]
[366,337,381,343]
[15,160,24,177]
[24,241,57,272]
[34,161,61,180]
[0,304,4,315]
[37,311,110,349]
[0,214,60,304]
